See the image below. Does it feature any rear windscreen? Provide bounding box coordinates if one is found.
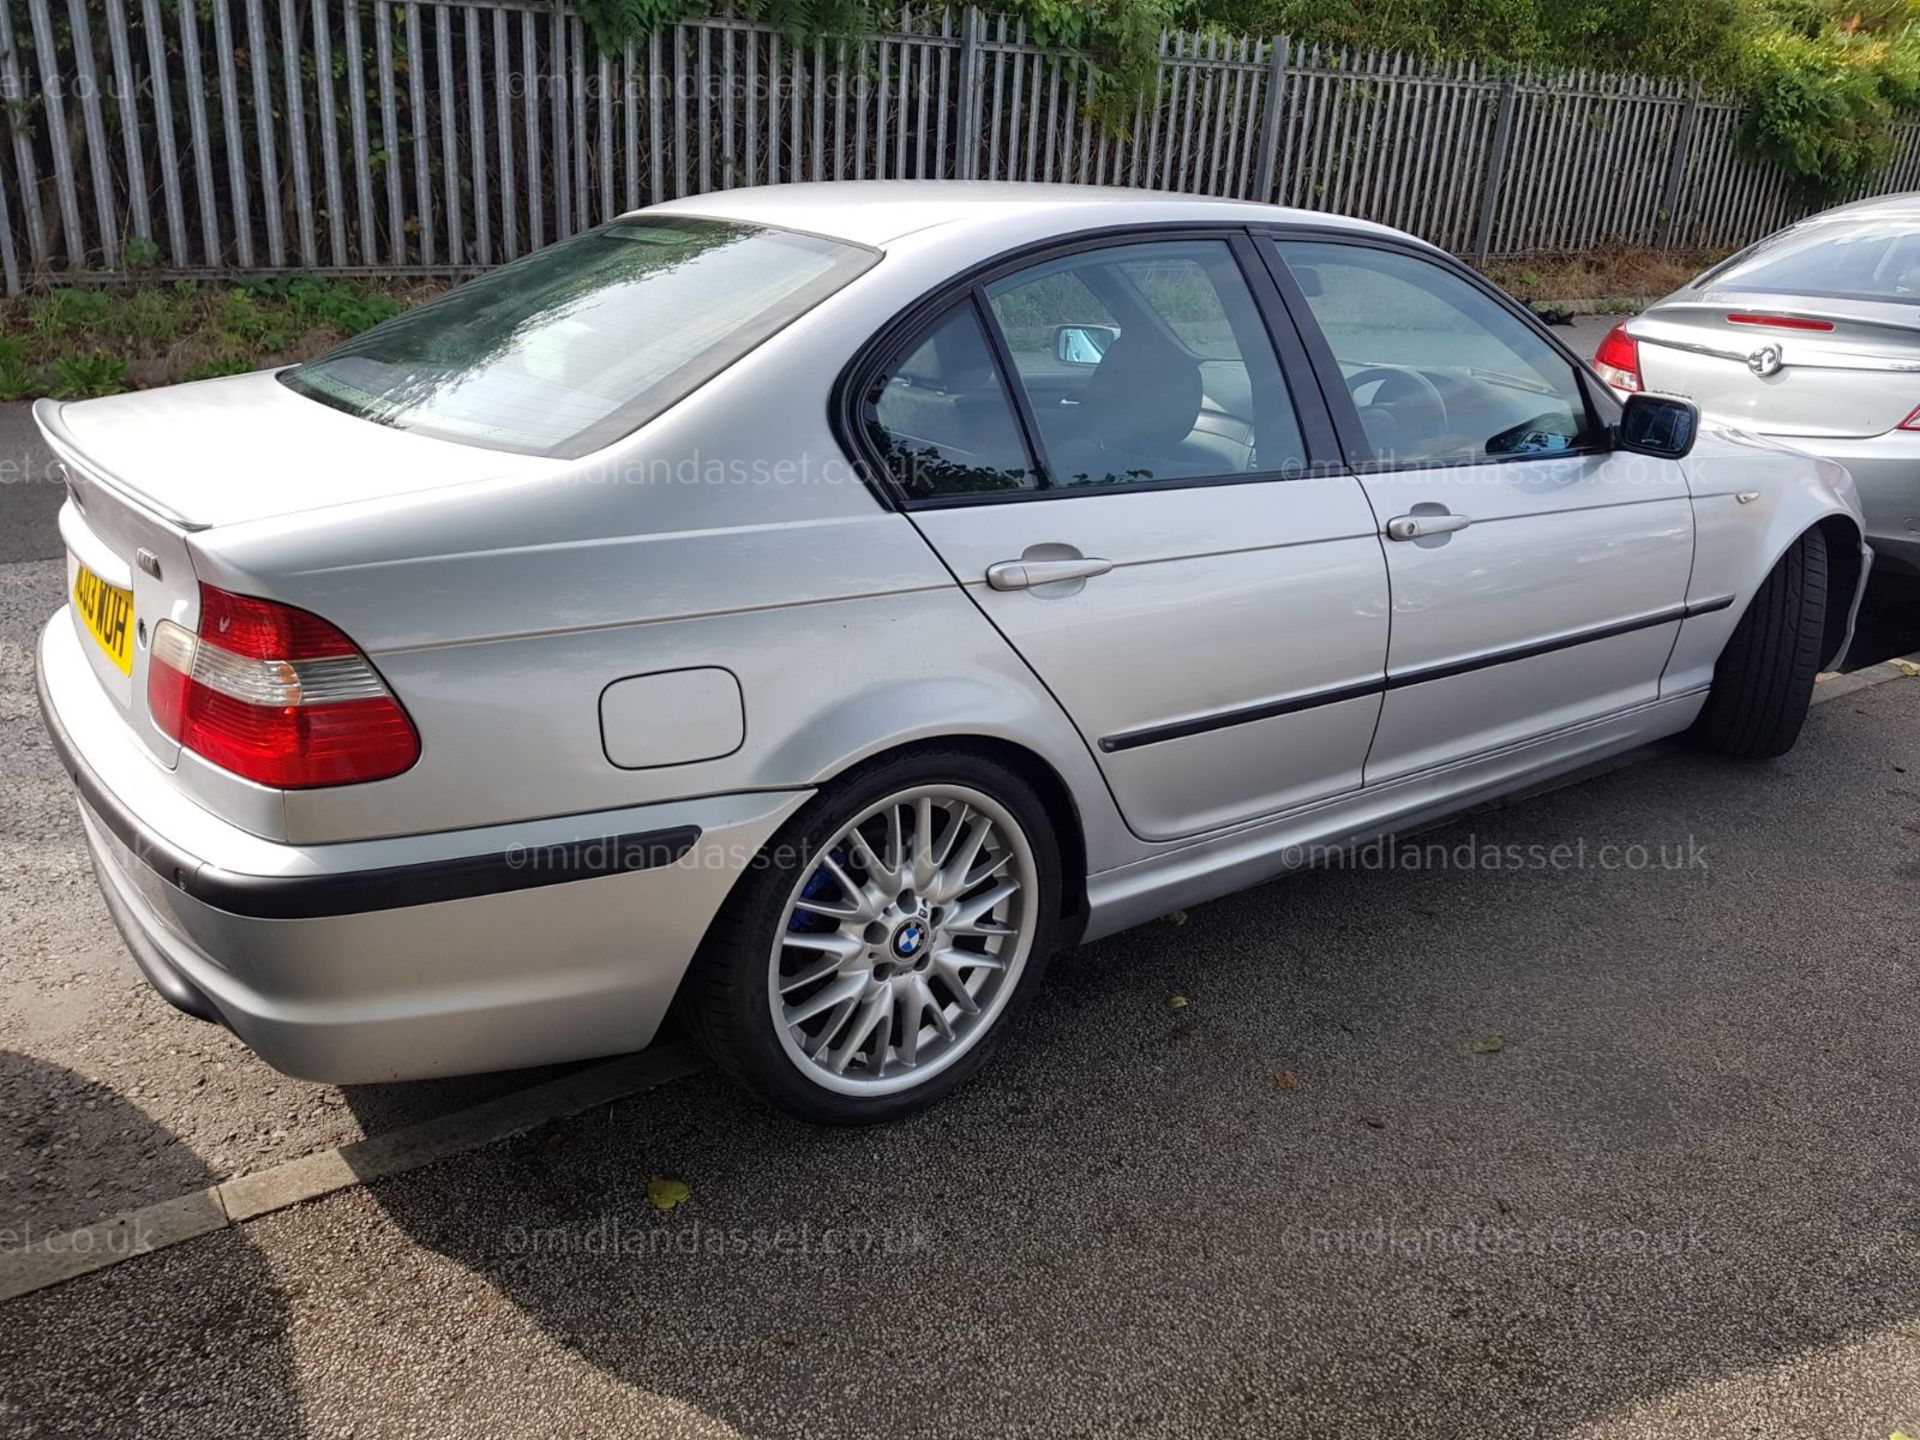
[1696,219,1920,305]
[281,217,877,458]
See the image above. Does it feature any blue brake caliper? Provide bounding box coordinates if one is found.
[789,847,850,932]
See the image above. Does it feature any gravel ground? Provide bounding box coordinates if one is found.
[2,670,1918,1438]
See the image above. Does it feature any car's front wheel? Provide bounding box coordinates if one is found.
[1690,525,1830,759]
[681,748,1061,1124]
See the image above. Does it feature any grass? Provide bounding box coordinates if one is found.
[1481,248,1728,307]
[0,275,442,401]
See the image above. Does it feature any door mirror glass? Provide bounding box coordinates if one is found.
[1615,393,1699,459]
[1053,323,1121,365]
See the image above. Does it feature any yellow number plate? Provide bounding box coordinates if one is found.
[73,563,135,676]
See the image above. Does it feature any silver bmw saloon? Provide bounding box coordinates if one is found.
[1598,191,1920,575]
[37,182,1870,1123]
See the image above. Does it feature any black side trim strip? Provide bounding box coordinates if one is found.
[1385,605,1689,690]
[1097,599,1730,752]
[37,661,699,921]
[1100,677,1383,753]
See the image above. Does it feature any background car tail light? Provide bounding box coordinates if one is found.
[148,585,419,788]
[1593,323,1642,392]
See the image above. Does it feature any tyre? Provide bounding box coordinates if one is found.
[680,747,1062,1125]
[1690,525,1829,759]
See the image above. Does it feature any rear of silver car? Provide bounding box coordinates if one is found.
[1618,201,1920,572]
[31,213,881,1083]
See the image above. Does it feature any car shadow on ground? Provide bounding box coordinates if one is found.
[0,1053,301,1439]
[351,685,1920,1437]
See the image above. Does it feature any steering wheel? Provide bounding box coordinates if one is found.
[1344,364,1450,442]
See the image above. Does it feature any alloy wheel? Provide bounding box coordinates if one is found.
[767,784,1039,1097]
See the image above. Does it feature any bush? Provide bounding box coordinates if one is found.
[1737,18,1920,197]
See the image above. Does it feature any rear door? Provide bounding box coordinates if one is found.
[1266,236,1695,785]
[851,231,1390,842]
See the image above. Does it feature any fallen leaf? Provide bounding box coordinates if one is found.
[1274,1070,1299,1091]
[1892,659,1920,678]
[1167,994,1189,1010]
[647,1176,690,1211]
[1160,910,1190,927]
[1470,1036,1504,1054]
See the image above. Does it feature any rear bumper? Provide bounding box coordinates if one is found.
[37,613,808,1083]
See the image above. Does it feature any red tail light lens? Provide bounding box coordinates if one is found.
[1899,405,1920,432]
[147,585,419,788]
[1594,323,1642,393]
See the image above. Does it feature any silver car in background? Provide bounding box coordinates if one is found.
[36,182,1869,1125]
[1597,192,1920,573]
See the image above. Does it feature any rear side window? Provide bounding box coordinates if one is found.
[863,302,1041,499]
[984,239,1305,486]
[1697,219,1920,305]
[282,217,876,458]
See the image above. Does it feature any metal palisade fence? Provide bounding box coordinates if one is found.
[8,0,1920,295]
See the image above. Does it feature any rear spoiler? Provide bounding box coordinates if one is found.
[32,397,209,533]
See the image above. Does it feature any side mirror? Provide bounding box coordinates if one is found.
[1615,392,1698,459]
[1052,324,1120,366]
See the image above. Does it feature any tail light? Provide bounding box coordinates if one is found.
[1899,405,1920,433]
[148,585,419,788]
[1593,323,1642,393]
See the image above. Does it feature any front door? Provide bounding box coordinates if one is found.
[855,232,1390,841]
[1268,237,1696,784]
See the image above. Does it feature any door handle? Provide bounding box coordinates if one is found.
[1385,512,1473,542]
[986,556,1115,590]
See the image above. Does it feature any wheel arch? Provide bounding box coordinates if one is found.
[1811,512,1867,669]
[806,732,1094,946]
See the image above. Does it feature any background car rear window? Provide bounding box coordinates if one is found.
[1695,219,1920,304]
[281,217,876,459]
[864,303,1041,499]
[1277,241,1599,466]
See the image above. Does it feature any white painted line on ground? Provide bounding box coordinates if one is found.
[0,1044,699,1305]
[4,652,1916,1307]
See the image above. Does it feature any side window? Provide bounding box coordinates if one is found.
[1276,240,1602,466]
[984,239,1306,487]
[863,302,1039,500]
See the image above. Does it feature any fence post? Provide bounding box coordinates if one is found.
[1253,35,1290,204]
[955,5,984,180]
[1654,80,1702,251]
[1471,76,1519,267]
